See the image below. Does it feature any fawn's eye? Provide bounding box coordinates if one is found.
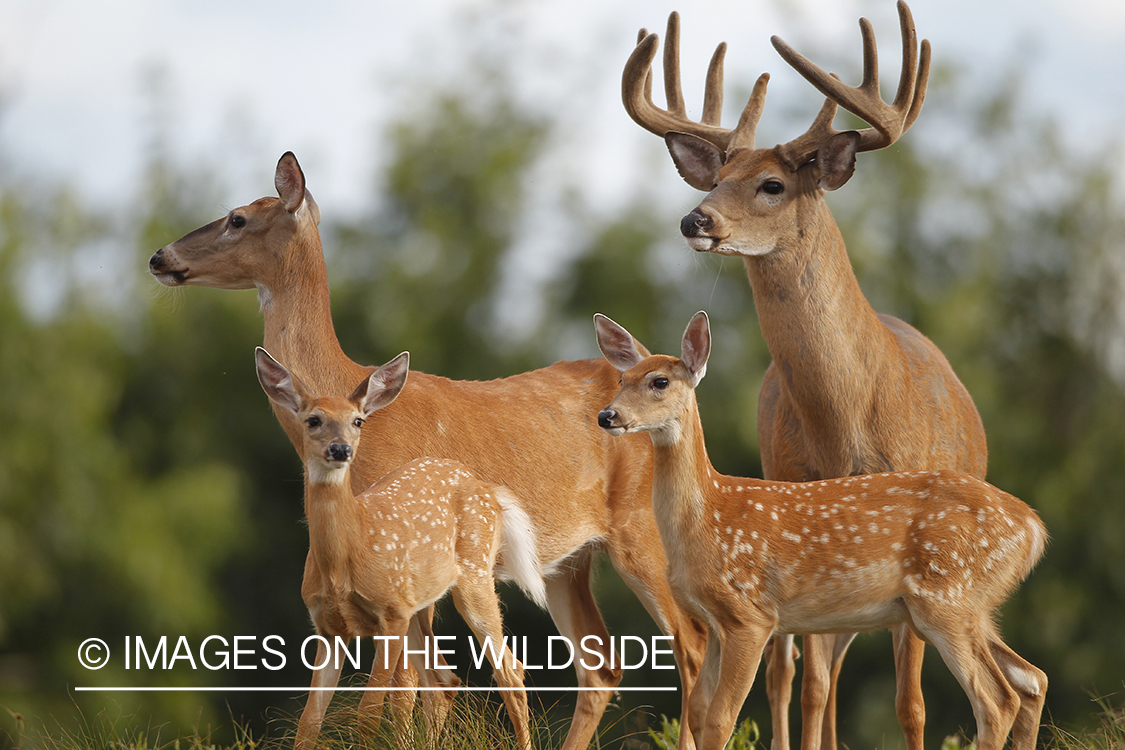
[353,417,365,428]
[306,415,321,428]
[761,180,784,196]
[230,214,246,229]
[653,377,670,390]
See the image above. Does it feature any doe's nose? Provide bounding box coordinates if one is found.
[327,442,352,462]
[597,409,618,430]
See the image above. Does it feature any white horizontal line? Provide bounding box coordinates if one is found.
[75,686,678,693]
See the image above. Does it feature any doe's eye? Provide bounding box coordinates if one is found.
[653,377,670,390]
[353,417,365,428]
[230,214,246,229]
[762,180,784,195]
[306,415,321,428]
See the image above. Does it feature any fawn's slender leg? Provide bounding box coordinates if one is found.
[295,636,345,750]
[451,582,532,750]
[699,624,773,750]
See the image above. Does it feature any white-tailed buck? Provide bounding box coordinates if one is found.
[595,311,1046,750]
[255,347,546,750]
[622,3,988,748]
[149,152,708,750]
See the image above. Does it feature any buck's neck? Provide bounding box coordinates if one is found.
[648,399,719,545]
[258,226,365,395]
[743,200,885,404]
[303,469,364,576]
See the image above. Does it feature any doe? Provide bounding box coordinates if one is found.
[254,347,546,750]
[594,312,1047,750]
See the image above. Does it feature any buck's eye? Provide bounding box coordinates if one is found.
[761,180,784,195]
[230,214,246,228]
[653,377,670,390]
[306,415,321,428]
[353,417,365,428]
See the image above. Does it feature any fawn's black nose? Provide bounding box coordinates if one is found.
[680,209,713,238]
[148,249,164,271]
[327,443,352,462]
[597,409,617,429]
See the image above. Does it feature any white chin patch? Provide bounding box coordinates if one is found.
[712,240,774,257]
[307,461,349,486]
[685,236,716,253]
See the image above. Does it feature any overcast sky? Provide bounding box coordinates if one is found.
[1,0,1123,218]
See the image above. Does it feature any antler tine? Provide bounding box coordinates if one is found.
[622,13,739,153]
[903,38,931,132]
[771,0,930,165]
[776,95,840,171]
[701,41,726,126]
[636,27,653,106]
[889,1,915,111]
[663,12,687,119]
[728,73,770,153]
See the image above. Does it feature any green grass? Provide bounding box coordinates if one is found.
[5,696,1124,750]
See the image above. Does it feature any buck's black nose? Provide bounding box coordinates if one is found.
[597,409,617,429]
[327,443,352,462]
[680,209,713,238]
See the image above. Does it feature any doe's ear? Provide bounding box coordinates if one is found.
[303,191,321,226]
[816,131,860,191]
[594,314,649,372]
[255,347,306,415]
[680,311,711,387]
[275,152,308,213]
[665,132,724,192]
[350,352,410,417]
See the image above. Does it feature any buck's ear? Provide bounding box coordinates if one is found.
[595,314,647,372]
[275,152,308,213]
[256,347,305,415]
[680,311,711,387]
[816,131,860,191]
[351,352,409,417]
[665,132,724,192]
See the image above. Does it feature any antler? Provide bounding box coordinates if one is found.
[622,12,769,155]
[773,0,931,169]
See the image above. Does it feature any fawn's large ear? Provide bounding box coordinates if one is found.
[594,314,649,372]
[350,352,410,417]
[256,347,306,415]
[680,311,711,387]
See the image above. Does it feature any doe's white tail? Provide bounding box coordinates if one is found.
[494,488,548,608]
